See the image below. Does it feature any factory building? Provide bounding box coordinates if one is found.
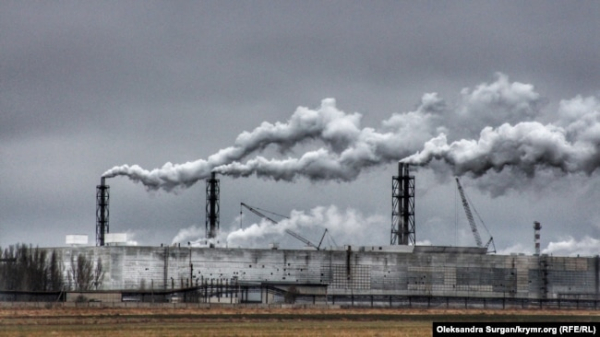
[4,164,598,309]
[75,163,600,307]
[46,244,599,308]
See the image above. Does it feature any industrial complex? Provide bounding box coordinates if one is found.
[3,163,600,309]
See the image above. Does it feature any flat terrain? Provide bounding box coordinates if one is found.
[1,307,600,336]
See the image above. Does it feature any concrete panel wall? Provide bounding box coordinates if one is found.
[51,246,600,300]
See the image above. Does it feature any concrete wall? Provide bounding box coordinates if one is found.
[53,246,600,300]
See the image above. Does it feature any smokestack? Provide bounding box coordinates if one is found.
[534,221,542,256]
[391,163,415,245]
[96,177,110,246]
[205,172,220,244]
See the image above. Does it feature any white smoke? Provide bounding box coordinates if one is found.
[226,205,386,248]
[542,236,600,257]
[495,243,532,256]
[103,72,600,195]
[102,93,441,187]
[486,236,600,257]
[122,231,139,246]
[402,95,600,185]
[454,73,541,136]
[171,224,204,245]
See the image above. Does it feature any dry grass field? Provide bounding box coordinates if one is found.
[1,307,600,336]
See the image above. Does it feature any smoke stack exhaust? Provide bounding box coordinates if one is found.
[534,221,542,256]
[205,172,220,245]
[96,177,110,246]
[391,163,415,245]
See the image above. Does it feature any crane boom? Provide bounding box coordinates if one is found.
[284,229,319,249]
[317,229,328,250]
[484,236,496,253]
[240,203,327,250]
[240,203,279,224]
[455,177,483,248]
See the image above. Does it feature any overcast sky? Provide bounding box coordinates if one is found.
[2,1,600,256]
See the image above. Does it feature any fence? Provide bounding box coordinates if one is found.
[2,287,600,310]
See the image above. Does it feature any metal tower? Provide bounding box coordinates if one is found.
[534,221,542,256]
[391,163,415,245]
[96,177,110,246]
[205,172,220,241]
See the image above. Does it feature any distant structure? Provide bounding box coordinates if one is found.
[534,221,542,256]
[391,163,415,245]
[28,164,600,308]
[96,177,110,246]
[66,235,88,247]
[205,172,220,243]
[105,233,129,246]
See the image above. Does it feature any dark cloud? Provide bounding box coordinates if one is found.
[1,1,600,254]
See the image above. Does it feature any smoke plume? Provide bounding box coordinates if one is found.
[171,225,204,245]
[103,73,600,193]
[402,95,600,179]
[227,205,386,248]
[103,96,437,188]
[542,236,600,257]
[488,236,600,257]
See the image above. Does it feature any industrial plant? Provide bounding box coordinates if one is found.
[3,163,599,310]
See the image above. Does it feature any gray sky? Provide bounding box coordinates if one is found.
[2,1,600,256]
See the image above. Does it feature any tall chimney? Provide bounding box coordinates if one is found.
[205,172,220,243]
[534,221,542,256]
[391,163,415,245]
[96,177,110,246]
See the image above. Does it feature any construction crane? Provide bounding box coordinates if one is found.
[284,228,328,251]
[240,203,328,250]
[455,177,496,253]
[240,202,279,225]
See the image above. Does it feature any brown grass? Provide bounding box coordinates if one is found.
[1,307,599,336]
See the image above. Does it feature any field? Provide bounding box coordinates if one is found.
[1,306,600,336]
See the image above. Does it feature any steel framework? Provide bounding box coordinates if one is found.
[205,172,220,240]
[96,177,109,246]
[391,163,415,245]
[455,177,482,247]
